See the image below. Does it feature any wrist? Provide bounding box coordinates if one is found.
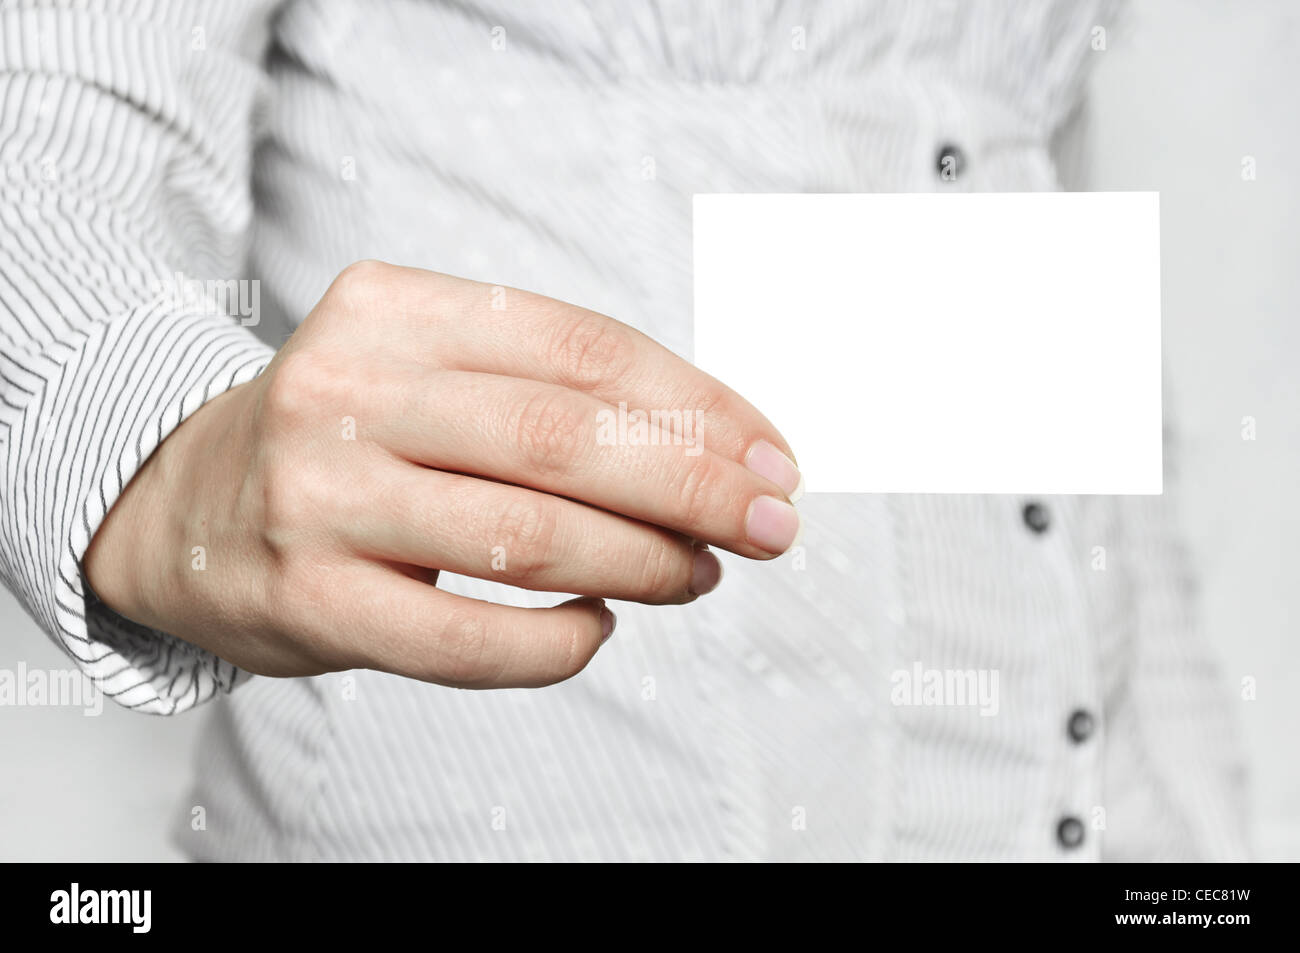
[83,380,254,635]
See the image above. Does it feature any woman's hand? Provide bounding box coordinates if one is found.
[83,261,803,688]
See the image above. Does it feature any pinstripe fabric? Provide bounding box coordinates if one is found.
[1,1,1248,860]
[0,0,278,712]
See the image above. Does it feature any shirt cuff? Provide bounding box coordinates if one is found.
[3,296,276,714]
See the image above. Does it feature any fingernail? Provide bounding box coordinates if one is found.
[689,547,724,596]
[745,496,802,555]
[746,440,803,501]
[600,607,617,642]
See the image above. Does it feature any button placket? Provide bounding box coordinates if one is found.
[1015,497,1104,858]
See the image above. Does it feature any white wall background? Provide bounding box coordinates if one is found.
[1,0,1296,861]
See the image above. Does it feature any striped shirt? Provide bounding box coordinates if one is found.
[0,0,1248,860]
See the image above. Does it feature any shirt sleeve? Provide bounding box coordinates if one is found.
[0,0,282,714]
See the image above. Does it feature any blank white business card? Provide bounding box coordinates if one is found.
[693,192,1162,494]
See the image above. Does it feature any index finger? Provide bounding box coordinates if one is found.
[385,265,802,484]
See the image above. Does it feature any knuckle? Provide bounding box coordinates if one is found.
[511,390,587,476]
[262,349,350,426]
[547,311,631,390]
[491,498,557,582]
[330,259,392,305]
[682,386,727,450]
[537,612,594,685]
[637,536,688,601]
[437,608,493,685]
[676,454,720,529]
[554,622,590,682]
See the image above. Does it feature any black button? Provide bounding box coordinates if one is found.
[1022,502,1050,534]
[935,143,964,181]
[1057,816,1085,849]
[1068,709,1095,743]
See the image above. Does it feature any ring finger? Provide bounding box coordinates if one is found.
[343,463,724,604]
